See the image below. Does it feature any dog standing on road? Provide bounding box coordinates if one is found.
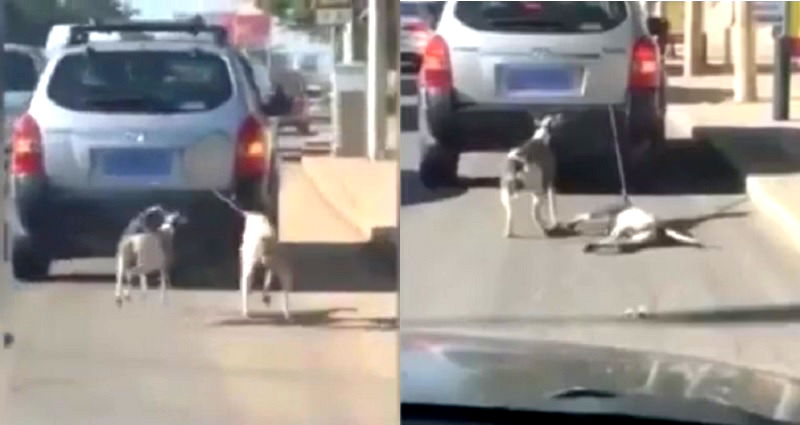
[212,191,293,320]
[500,113,565,238]
[115,205,186,306]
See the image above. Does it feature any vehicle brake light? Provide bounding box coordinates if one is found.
[11,114,43,176]
[421,35,452,93]
[236,116,268,179]
[630,37,661,89]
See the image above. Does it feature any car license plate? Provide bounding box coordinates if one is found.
[101,149,172,176]
[501,65,581,94]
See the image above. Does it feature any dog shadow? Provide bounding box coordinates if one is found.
[208,307,397,330]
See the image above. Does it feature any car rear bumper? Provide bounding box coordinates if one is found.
[11,178,243,259]
[422,89,663,159]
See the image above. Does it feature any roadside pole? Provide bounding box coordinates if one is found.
[774,2,794,120]
[683,1,704,77]
[366,0,386,161]
[733,0,757,103]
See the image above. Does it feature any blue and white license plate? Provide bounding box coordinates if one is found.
[101,149,172,177]
[500,65,581,95]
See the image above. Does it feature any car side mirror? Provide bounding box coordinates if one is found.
[647,17,668,39]
[261,86,293,117]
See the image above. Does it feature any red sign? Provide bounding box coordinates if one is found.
[229,14,271,47]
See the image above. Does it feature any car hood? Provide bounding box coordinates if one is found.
[401,330,800,424]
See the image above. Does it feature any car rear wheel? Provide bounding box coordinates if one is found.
[420,144,459,189]
[12,236,50,281]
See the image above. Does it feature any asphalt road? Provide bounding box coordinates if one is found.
[0,128,398,425]
[399,99,800,380]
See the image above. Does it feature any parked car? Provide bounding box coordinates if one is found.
[401,0,446,74]
[7,21,290,280]
[417,1,668,188]
[3,44,46,143]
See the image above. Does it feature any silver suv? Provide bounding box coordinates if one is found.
[417,1,668,188]
[7,22,291,280]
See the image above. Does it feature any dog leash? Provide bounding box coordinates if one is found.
[211,190,247,217]
[608,104,630,204]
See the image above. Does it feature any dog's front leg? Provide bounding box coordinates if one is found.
[159,270,170,305]
[546,185,558,228]
[114,254,125,307]
[500,189,513,238]
[138,273,147,301]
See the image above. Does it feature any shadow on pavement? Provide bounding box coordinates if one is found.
[209,307,397,330]
[668,86,733,104]
[693,126,800,176]
[402,141,745,207]
[401,170,467,207]
[33,241,396,293]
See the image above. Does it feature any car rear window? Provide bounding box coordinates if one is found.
[5,51,38,91]
[47,50,232,113]
[401,2,421,16]
[455,1,628,34]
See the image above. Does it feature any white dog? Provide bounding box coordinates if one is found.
[239,211,292,320]
[213,191,293,320]
[500,114,564,238]
[567,204,704,253]
[115,206,186,306]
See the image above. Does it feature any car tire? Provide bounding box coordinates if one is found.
[11,236,50,281]
[420,144,459,189]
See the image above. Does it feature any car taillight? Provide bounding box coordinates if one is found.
[420,34,452,93]
[236,116,268,179]
[630,37,661,89]
[10,114,43,176]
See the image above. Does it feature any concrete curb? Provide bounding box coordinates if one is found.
[301,157,398,249]
[746,177,800,253]
[670,109,800,251]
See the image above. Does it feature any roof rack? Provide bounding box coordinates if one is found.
[67,20,228,47]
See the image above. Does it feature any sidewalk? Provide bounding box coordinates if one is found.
[668,71,800,253]
[301,157,398,249]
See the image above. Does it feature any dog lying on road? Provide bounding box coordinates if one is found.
[213,191,292,320]
[500,113,565,238]
[115,205,186,306]
[566,202,705,253]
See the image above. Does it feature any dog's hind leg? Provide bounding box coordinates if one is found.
[664,228,703,247]
[262,268,273,305]
[532,193,549,235]
[278,263,293,321]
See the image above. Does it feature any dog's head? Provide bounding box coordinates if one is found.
[160,210,188,231]
[534,113,566,131]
